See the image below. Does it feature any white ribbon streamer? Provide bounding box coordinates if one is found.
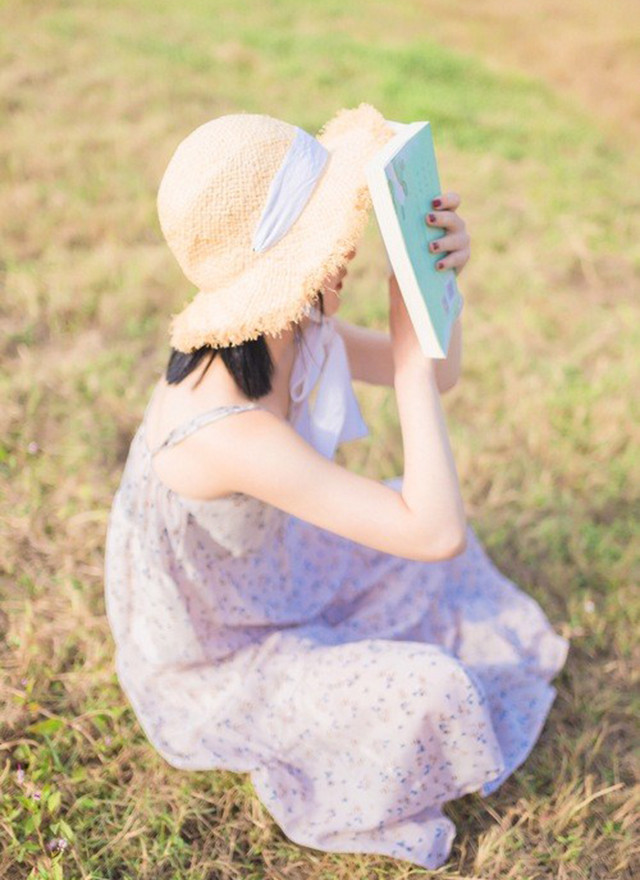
[252,127,330,253]
[288,305,370,460]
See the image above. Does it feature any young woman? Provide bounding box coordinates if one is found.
[104,104,569,871]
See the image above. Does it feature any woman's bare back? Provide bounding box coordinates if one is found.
[146,327,299,500]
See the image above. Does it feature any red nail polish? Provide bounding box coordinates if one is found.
[437,261,445,270]
[432,199,442,208]
[432,242,440,251]
[428,213,436,223]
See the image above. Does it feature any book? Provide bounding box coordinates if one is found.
[365,120,464,359]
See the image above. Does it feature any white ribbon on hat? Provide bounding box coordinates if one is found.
[251,118,407,256]
[288,304,370,460]
[252,127,330,253]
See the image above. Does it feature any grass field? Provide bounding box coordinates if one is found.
[1,1,639,877]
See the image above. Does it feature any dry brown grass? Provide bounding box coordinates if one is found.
[1,1,639,878]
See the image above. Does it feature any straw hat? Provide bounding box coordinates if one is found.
[157,103,396,351]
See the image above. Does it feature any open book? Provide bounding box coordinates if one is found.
[365,121,464,359]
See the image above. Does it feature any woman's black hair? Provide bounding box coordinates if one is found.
[166,290,324,396]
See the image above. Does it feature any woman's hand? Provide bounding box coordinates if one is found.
[426,192,470,276]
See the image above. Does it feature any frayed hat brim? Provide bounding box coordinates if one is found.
[169,104,396,351]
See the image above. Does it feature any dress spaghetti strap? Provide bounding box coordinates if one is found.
[148,403,264,457]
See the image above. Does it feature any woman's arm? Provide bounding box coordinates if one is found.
[334,316,395,387]
[185,364,466,562]
[335,314,462,394]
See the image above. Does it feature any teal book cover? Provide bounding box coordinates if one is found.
[367,122,463,358]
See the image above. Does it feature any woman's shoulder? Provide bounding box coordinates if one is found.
[145,380,290,502]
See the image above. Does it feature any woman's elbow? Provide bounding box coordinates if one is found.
[409,524,468,562]
[438,373,460,395]
[441,527,468,558]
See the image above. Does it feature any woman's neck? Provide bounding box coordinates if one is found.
[182,313,312,421]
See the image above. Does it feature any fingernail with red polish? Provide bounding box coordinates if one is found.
[432,199,442,208]
[437,261,445,270]
[428,213,436,223]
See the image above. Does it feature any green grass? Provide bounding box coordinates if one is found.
[1,0,639,877]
